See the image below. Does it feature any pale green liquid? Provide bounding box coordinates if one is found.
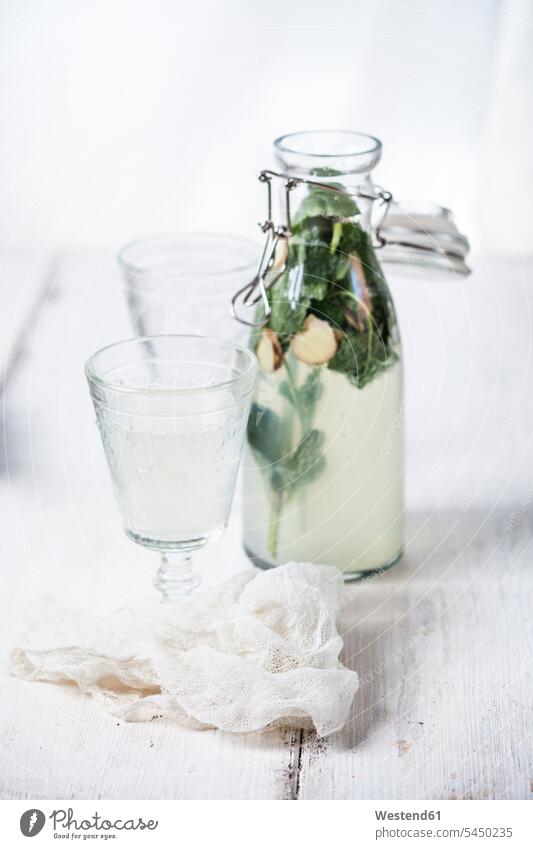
[242,362,404,574]
[99,422,242,546]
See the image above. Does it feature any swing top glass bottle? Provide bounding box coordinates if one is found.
[241,131,404,579]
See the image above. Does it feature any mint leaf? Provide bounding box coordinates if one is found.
[273,429,325,495]
[279,366,323,429]
[293,186,360,226]
[247,403,282,464]
[328,328,397,389]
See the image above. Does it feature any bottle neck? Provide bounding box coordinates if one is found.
[274,132,383,236]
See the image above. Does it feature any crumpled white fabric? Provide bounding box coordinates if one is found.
[9,562,358,737]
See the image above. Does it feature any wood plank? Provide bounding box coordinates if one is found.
[295,257,533,800]
[0,250,294,800]
[0,679,296,800]
[296,510,533,799]
[0,252,60,391]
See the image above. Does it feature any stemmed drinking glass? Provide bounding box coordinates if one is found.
[118,233,258,341]
[85,335,257,600]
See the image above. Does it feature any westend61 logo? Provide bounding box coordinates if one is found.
[20,807,159,839]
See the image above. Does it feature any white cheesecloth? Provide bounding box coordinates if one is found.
[10,562,358,737]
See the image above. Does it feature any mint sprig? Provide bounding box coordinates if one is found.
[249,180,398,557]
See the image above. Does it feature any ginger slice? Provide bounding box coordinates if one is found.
[256,328,283,372]
[291,315,338,365]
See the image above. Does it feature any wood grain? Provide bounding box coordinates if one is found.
[0,251,531,799]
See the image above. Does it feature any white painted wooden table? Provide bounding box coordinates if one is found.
[0,251,532,800]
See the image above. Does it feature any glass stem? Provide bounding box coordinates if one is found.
[154,549,201,602]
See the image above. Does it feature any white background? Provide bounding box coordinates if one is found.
[0,0,531,255]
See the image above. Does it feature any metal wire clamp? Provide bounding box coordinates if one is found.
[231,168,468,327]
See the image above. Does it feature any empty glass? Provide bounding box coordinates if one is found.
[118,233,258,341]
[85,336,257,600]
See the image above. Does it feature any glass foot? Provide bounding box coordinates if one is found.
[154,550,201,601]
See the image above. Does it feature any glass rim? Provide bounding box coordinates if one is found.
[118,232,259,278]
[85,334,258,398]
[274,130,382,159]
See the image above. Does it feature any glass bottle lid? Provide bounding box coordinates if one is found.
[376,200,470,277]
